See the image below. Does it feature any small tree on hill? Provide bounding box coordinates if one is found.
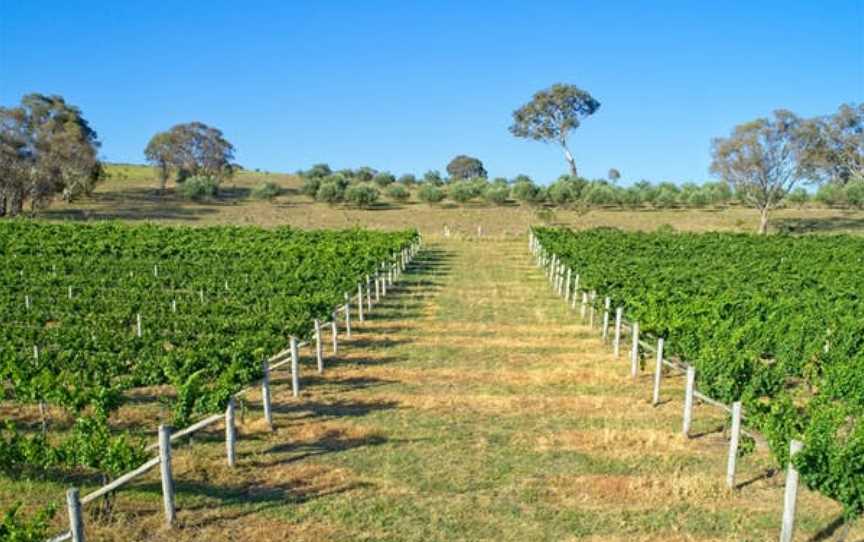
[711,110,805,234]
[446,155,486,180]
[144,122,235,192]
[510,83,600,176]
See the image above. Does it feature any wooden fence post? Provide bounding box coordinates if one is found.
[613,307,623,356]
[314,319,324,373]
[290,336,300,397]
[158,424,175,527]
[357,284,365,322]
[66,488,85,542]
[261,360,273,430]
[726,401,742,489]
[225,398,236,467]
[682,366,696,437]
[652,337,665,406]
[780,440,804,542]
[602,297,611,341]
[630,321,640,378]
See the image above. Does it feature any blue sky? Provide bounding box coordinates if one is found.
[1,1,862,184]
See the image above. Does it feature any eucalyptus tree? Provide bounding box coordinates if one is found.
[144,122,235,190]
[510,83,600,176]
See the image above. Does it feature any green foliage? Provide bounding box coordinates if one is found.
[386,184,410,202]
[398,174,417,186]
[448,181,477,204]
[373,172,396,187]
[0,503,55,542]
[301,176,321,198]
[446,155,487,180]
[345,183,380,208]
[423,170,443,185]
[0,222,417,479]
[176,175,219,200]
[418,184,445,204]
[483,185,510,205]
[846,180,864,208]
[785,187,810,207]
[511,179,543,204]
[534,226,864,518]
[815,183,847,207]
[250,181,282,201]
[316,181,345,204]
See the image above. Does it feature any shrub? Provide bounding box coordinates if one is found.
[511,180,542,204]
[250,181,282,201]
[582,183,616,206]
[687,189,711,208]
[619,187,643,208]
[423,170,443,185]
[373,172,396,187]
[845,181,864,209]
[303,163,332,178]
[448,181,476,204]
[398,174,417,186]
[177,175,219,200]
[355,167,377,182]
[316,181,344,204]
[815,183,847,207]
[547,181,576,206]
[484,185,510,205]
[654,188,679,208]
[386,184,410,202]
[418,184,445,204]
[785,187,810,207]
[345,183,379,208]
[301,176,321,197]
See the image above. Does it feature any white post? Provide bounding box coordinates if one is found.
[682,366,696,437]
[66,488,85,542]
[171,299,177,313]
[780,440,804,542]
[564,268,572,301]
[262,360,273,430]
[314,319,324,373]
[571,274,579,309]
[726,401,742,489]
[290,336,300,397]
[375,273,381,302]
[601,297,611,340]
[25,295,31,309]
[225,398,236,467]
[136,313,142,338]
[331,316,338,354]
[613,307,623,356]
[199,289,204,303]
[344,296,352,338]
[366,275,372,312]
[652,338,665,406]
[630,321,640,378]
[68,286,73,300]
[588,291,596,327]
[153,264,158,277]
[580,292,588,320]
[357,284,365,322]
[158,424,175,527]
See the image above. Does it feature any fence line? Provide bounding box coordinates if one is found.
[48,237,423,542]
[529,230,804,540]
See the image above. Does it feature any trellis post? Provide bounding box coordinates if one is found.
[630,321,640,377]
[225,398,236,467]
[682,366,696,437]
[613,307,623,356]
[780,440,804,542]
[357,284,365,322]
[726,401,742,489]
[290,336,300,397]
[261,360,273,430]
[652,337,665,406]
[158,424,175,527]
[314,319,324,373]
[66,488,85,542]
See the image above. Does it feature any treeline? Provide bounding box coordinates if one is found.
[297,162,864,210]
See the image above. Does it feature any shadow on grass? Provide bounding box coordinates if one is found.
[774,214,864,234]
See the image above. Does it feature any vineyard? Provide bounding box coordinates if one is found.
[532,227,864,523]
[0,221,417,536]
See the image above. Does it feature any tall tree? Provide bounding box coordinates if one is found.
[711,110,805,234]
[144,122,235,190]
[608,168,621,183]
[796,103,864,184]
[509,83,600,176]
[446,155,486,180]
[0,94,102,216]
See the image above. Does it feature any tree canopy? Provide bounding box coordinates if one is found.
[0,94,102,216]
[796,103,864,185]
[710,110,805,234]
[510,83,600,176]
[446,155,486,180]
[144,122,235,190]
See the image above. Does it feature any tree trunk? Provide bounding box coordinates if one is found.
[9,188,23,217]
[758,206,770,234]
[0,195,6,218]
[561,140,578,177]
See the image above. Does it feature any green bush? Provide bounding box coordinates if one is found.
[345,183,379,208]
[355,167,377,182]
[301,176,321,198]
[398,174,417,186]
[815,183,847,207]
[484,185,510,205]
[423,170,443,185]
[418,184,445,204]
[845,181,864,209]
[582,183,616,206]
[250,181,282,201]
[177,175,219,200]
[654,187,680,208]
[547,181,576,205]
[316,181,345,204]
[511,180,543,204]
[448,181,476,204]
[373,172,396,187]
[785,187,810,207]
[386,184,410,202]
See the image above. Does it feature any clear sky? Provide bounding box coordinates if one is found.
[1,1,862,184]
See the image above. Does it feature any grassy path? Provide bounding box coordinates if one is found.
[84,238,856,541]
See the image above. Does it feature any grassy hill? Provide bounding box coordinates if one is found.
[28,163,864,236]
